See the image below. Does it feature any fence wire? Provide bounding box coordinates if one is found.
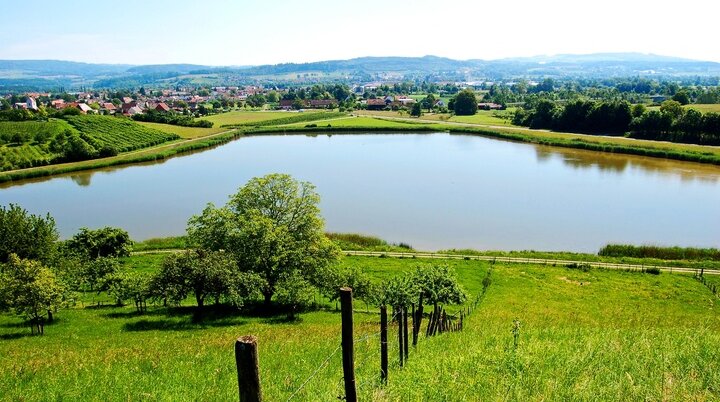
[285,343,342,401]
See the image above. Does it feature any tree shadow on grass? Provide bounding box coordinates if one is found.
[0,318,63,329]
[0,332,34,340]
[121,305,251,332]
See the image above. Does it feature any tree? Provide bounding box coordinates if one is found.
[65,227,133,260]
[274,271,315,319]
[660,100,685,120]
[187,174,339,306]
[105,271,151,312]
[422,94,437,112]
[411,265,466,311]
[0,255,65,334]
[153,250,261,308]
[0,204,58,264]
[453,90,477,116]
[410,102,423,117]
[81,257,120,292]
[672,91,690,105]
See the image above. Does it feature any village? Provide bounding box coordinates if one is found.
[2,81,506,119]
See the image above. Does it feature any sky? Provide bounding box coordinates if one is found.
[1,0,719,66]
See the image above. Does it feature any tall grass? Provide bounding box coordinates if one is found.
[599,244,720,261]
[326,232,413,252]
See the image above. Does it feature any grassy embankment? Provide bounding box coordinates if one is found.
[1,252,718,400]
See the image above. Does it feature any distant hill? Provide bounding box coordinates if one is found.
[1,53,719,91]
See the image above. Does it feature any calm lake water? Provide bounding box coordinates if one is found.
[1,133,719,252]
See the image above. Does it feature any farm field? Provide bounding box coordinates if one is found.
[354,109,514,126]
[63,116,179,153]
[201,110,300,127]
[282,116,435,128]
[0,254,718,401]
[0,116,178,172]
[137,121,227,138]
[647,104,720,113]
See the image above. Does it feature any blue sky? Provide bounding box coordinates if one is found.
[2,0,719,65]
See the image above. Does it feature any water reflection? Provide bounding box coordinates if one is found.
[533,146,719,183]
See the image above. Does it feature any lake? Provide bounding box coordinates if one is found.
[1,132,718,252]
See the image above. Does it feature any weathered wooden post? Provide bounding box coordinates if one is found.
[413,292,423,347]
[340,287,357,402]
[402,306,409,360]
[380,305,388,384]
[235,335,262,402]
[398,306,404,367]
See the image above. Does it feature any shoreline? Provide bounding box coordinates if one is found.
[1,122,719,185]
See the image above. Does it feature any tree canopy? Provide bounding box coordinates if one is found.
[65,226,133,260]
[187,173,339,305]
[0,204,58,264]
[0,254,66,334]
[453,90,478,116]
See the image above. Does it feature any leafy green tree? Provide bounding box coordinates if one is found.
[154,250,260,308]
[453,90,478,116]
[66,227,133,260]
[187,174,340,306]
[105,271,151,312]
[672,91,690,105]
[410,102,423,117]
[660,100,685,119]
[422,94,437,111]
[631,103,647,118]
[411,265,466,311]
[81,257,120,292]
[274,271,315,319]
[0,204,58,264]
[0,255,65,334]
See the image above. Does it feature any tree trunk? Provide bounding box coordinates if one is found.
[263,291,272,306]
[47,310,53,322]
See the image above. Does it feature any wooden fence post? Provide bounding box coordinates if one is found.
[340,287,357,402]
[402,305,409,360]
[235,335,262,402]
[414,292,423,347]
[380,305,388,384]
[398,306,404,367]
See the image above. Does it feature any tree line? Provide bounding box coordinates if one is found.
[513,99,720,145]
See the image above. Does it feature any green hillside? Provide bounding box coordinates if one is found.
[0,254,717,400]
[0,116,179,171]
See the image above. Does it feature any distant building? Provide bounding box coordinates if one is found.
[365,98,387,110]
[50,99,66,109]
[126,106,143,115]
[76,103,93,114]
[155,102,171,112]
[101,103,117,114]
[26,97,38,111]
[477,102,505,110]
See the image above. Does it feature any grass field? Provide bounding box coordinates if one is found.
[1,254,718,400]
[355,109,515,126]
[646,104,720,114]
[200,111,296,127]
[283,116,434,128]
[137,121,227,139]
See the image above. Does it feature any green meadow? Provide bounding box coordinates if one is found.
[1,254,718,401]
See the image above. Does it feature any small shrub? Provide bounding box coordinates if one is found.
[645,267,661,275]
